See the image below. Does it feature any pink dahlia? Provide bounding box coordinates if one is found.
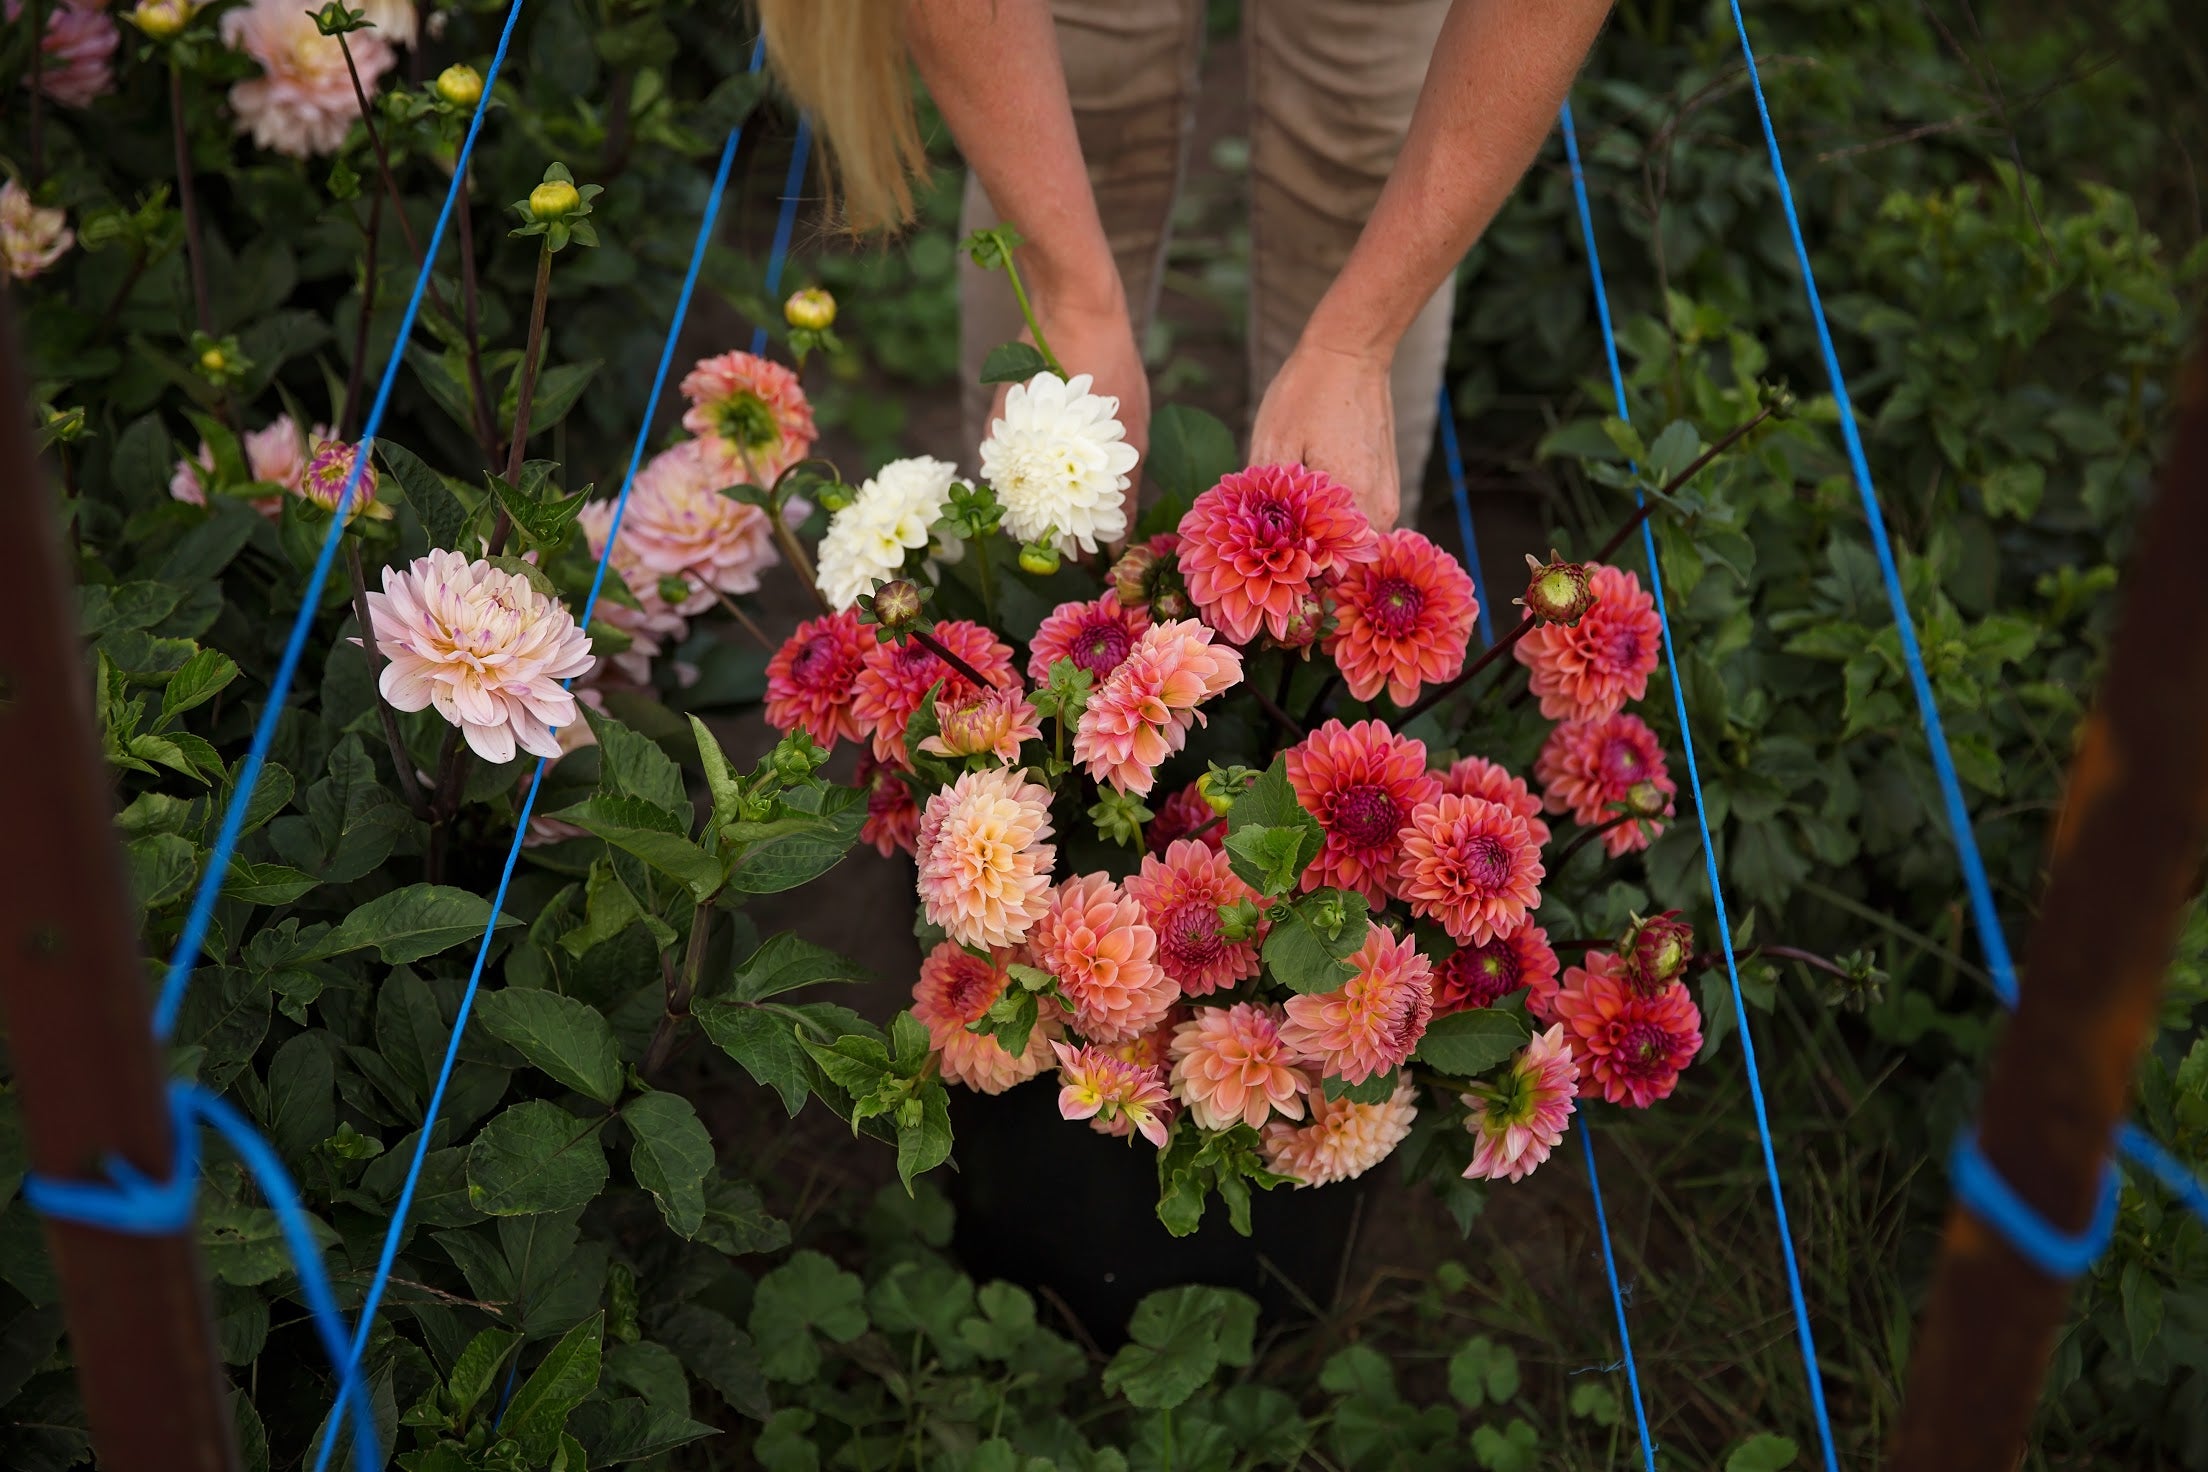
[913,767,1056,950]
[1146,781,1224,854]
[367,549,595,763]
[1029,873,1175,1045]
[1534,713,1677,856]
[911,941,1058,1094]
[170,413,329,518]
[679,350,817,486]
[222,0,395,157]
[763,608,871,750]
[1125,839,1262,996]
[1552,952,1703,1109]
[300,439,382,519]
[1323,528,1478,706]
[616,439,782,608]
[13,0,115,110]
[1026,591,1151,684]
[1462,1024,1579,1183]
[576,499,689,687]
[1176,463,1377,645]
[1168,1003,1310,1132]
[920,683,1044,764]
[1437,754,1551,848]
[1052,1041,1173,1148]
[1512,563,1662,722]
[852,621,1017,767]
[1284,719,1440,909]
[1262,1077,1418,1186]
[1397,794,1545,946]
[1073,619,1243,795]
[857,755,920,858]
[1279,926,1434,1085]
[1433,925,1562,1021]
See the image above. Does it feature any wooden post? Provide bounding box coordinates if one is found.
[1889,336,2208,1467]
[0,295,239,1468]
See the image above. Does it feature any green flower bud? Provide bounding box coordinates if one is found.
[1018,540,1061,577]
[784,286,836,331]
[435,63,483,108]
[529,178,582,221]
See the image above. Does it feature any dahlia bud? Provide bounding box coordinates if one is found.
[868,578,925,634]
[1194,771,1234,817]
[1110,541,1160,606]
[784,286,836,331]
[40,404,86,445]
[1017,540,1061,577]
[529,178,583,221]
[1151,587,1191,620]
[1620,910,1693,992]
[198,346,226,375]
[1089,791,1152,850]
[299,438,381,520]
[1274,590,1325,650]
[1109,533,1189,616]
[435,63,484,108]
[1758,379,1798,420]
[128,0,190,39]
[770,730,826,785]
[1624,780,1669,820]
[1216,897,1263,943]
[1517,551,1596,626]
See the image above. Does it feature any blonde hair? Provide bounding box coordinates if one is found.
[754,0,928,232]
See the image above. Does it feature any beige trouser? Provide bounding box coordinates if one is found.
[958,0,1457,522]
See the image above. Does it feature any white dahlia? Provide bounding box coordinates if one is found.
[978,371,1137,556]
[814,455,960,609]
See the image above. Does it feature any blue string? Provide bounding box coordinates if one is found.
[1950,1130,2121,1279]
[749,114,812,357]
[150,0,528,1043]
[1560,97,1843,1472]
[1718,0,2207,1239]
[309,57,803,1471]
[1436,386,1496,645]
[1578,1123,1657,1470]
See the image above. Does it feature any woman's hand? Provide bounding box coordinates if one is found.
[1250,341,1400,530]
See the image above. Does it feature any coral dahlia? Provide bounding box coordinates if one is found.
[1176,463,1377,646]
[911,941,1058,1094]
[679,350,817,487]
[763,608,872,750]
[1397,794,1545,946]
[1073,619,1243,795]
[1279,926,1435,1085]
[1512,563,1662,721]
[1146,781,1225,854]
[1461,1024,1579,1183]
[920,682,1045,764]
[1437,754,1551,848]
[1433,924,1563,1021]
[1169,1003,1310,1132]
[1125,839,1263,996]
[1052,1041,1173,1148]
[1026,592,1151,684]
[1534,713,1678,856]
[913,767,1056,950]
[1028,873,1175,1045]
[1263,1077,1419,1186]
[1552,952,1703,1109]
[857,755,920,858]
[1323,528,1478,706]
[1284,720,1441,909]
[852,621,1017,767]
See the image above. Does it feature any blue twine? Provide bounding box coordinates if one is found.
[1560,97,1843,1472]
[150,0,527,1042]
[1950,1130,2121,1279]
[750,114,813,358]
[1436,386,1496,645]
[1718,1,2207,1242]
[1578,1123,1657,1471]
[309,55,802,1472]
[24,1081,381,1472]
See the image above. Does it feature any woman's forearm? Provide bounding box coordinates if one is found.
[1304,0,1614,362]
[905,0,1125,317]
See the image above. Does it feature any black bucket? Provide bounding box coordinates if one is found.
[945,1082,1366,1348]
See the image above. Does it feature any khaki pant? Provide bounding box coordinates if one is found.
[958,0,1456,521]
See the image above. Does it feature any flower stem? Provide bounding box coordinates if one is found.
[27,0,45,188]
[644,897,714,1078]
[345,538,430,819]
[487,243,554,556]
[1590,402,1779,565]
[339,35,426,269]
[168,65,213,341]
[453,171,500,463]
[1249,677,1306,750]
[999,252,1065,378]
[1399,615,1537,724]
[711,587,776,651]
[340,191,383,441]
[973,531,999,624]
[1552,812,1635,870]
[911,626,999,691]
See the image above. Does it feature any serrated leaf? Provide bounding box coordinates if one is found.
[315,884,517,964]
[1260,891,1369,994]
[1415,1008,1530,1077]
[623,1092,714,1238]
[1101,1286,1258,1409]
[377,440,477,550]
[476,988,623,1106]
[466,1102,609,1216]
[503,1312,603,1458]
[549,794,722,901]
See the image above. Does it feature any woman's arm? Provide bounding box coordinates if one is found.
[1250,0,1614,529]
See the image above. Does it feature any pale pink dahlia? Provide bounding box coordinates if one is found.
[169,414,329,517]
[1262,1077,1418,1186]
[920,683,1044,764]
[1169,1003,1310,1132]
[912,941,1058,1094]
[679,350,816,486]
[1534,713,1677,857]
[1146,781,1224,854]
[1512,563,1662,722]
[1462,1024,1579,1183]
[763,608,871,750]
[1176,463,1377,646]
[1437,754,1551,848]
[299,439,384,519]
[1433,925,1562,1021]
[1026,591,1151,684]
[1029,873,1175,1045]
[1397,794,1545,946]
[12,0,116,110]
[913,767,1056,950]
[1552,953,1703,1109]
[576,499,689,687]
[1052,1040,1173,1148]
[1279,926,1434,1085]
[1323,529,1478,706]
[222,0,395,158]
[857,754,920,858]
[367,549,595,763]
[0,178,71,283]
[1284,719,1440,909]
[1073,619,1243,796]
[616,439,782,608]
[852,622,1017,767]
[1125,839,1262,996]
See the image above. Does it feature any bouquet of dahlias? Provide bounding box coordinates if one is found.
[764,347,1714,1232]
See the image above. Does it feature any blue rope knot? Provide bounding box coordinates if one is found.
[21,1079,201,1235]
[1950,1128,2122,1279]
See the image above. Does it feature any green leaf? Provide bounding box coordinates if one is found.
[695,1176,790,1256]
[377,440,477,551]
[1322,1068,1397,1104]
[220,861,318,906]
[159,647,239,724]
[1725,1434,1800,1472]
[521,360,602,437]
[1643,419,1702,485]
[623,1092,714,1238]
[1472,1418,1540,1472]
[748,1250,869,1382]
[1223,823,1308,897]
[159,503,260,581]
[476,988,623,1106]
[549,795,723,901]
[466,1101,609,1216]
[1102,1286,1258,1409]
[445,1328,521,1423]
[731,934,873,1003]
[316,884,517,964]
[1415,1009,1529,1077]
[688,714,743,834]
[488,473,593,550]
[1226,756,1322,875]
[978,341,1051,384]
[1568,1380,1622,1427]
[503,1312,603,1458]
[723,791,865,895]
[1447,1336,1520,1409]
[1260,891,1370,994]
[896,1082,954,1192]
[1143,404,1237,505]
